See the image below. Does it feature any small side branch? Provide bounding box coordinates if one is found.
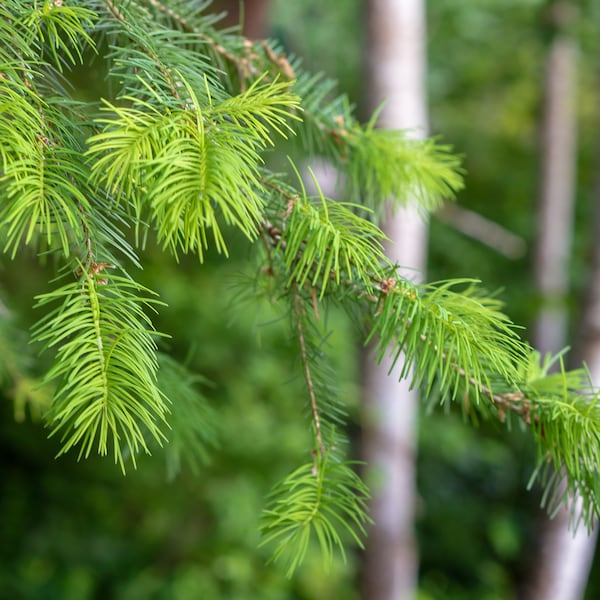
[102,0,184,104]
[102,0,126,22]
[258,185,538,428]
[75,203,114,283]
[141,0,294,84]
[292,285,326,457]
[456,359,533,423]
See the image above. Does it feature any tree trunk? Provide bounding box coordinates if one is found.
[527,3,597,599]
[362,1,428,599]
[216,0,271,38]
[532,2,577,356]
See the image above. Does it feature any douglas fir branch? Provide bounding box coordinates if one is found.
[0,0,598,574]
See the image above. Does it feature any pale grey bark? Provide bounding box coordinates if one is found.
[532,8,577,356]
[527,3,597,599]
[362,1,428,599]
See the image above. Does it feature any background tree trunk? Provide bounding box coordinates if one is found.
[215,0,271,38]
[362,1,428,599]
[527,2,597,599]
[532,1,577,355]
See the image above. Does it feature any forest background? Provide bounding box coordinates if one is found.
[1,0,600,599]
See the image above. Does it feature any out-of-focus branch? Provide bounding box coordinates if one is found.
[436,203,527,259]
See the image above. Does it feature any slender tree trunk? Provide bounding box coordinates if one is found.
[362,1,428,599]
[527,3,597,599]
[532,2,577,355]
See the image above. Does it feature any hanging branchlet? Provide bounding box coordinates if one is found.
[259,448,372,578]
[31,270,169,473]
[86,73,300,261]
[292,284,326,458]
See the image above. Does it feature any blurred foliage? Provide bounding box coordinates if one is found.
[416,413,539,600]
[2,0,600,598]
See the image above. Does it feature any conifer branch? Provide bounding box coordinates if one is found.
[140,0,295,85]
[31,271,169,472]
[130,0,462,216]
[102,0,126,23]
[3,0,598,576]
[260,451,371,577]
[258,188,599,526]
[101,0,192,105]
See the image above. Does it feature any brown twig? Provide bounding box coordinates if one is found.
[292,285,326,457]
[102,0,126,22]
[141,0,294,87]
[457,361,533,423]
[75,203,114,284]
[102,0,185,103]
